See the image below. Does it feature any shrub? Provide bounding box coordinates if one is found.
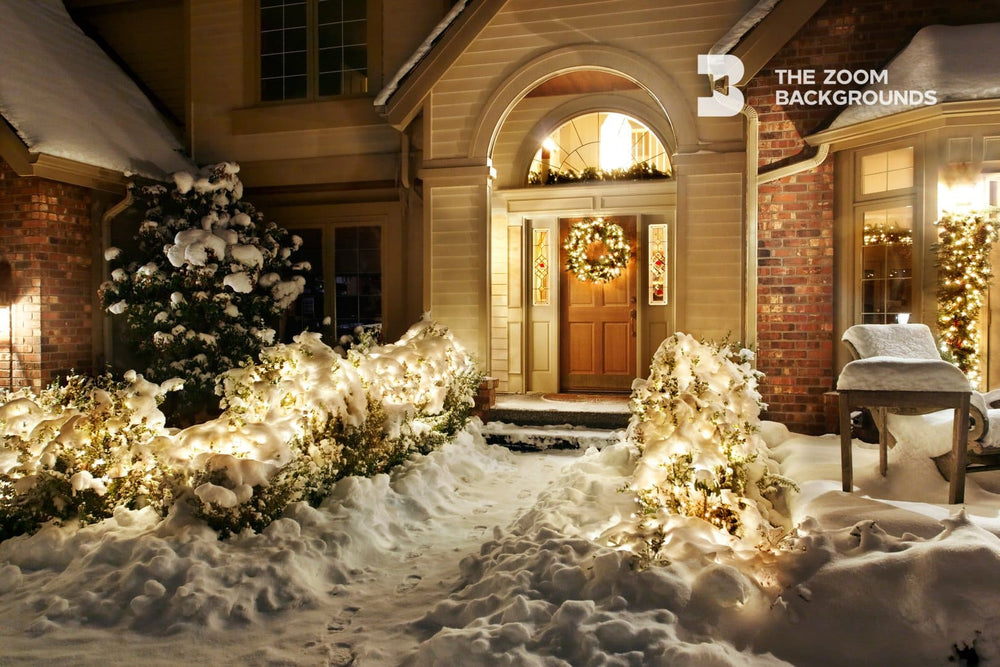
[619,333,795,565]
[0,373,181,541]
[100,162,308,423]
[0,319,481,541]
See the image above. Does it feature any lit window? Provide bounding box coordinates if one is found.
[861,147,913,195]
[529,112,671,185]
[861,206,913,323]
[260,0,367,102]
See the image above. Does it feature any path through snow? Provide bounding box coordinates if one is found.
[0,432,587,665]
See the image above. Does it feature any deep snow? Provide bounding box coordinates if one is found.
[3,411,1000,665]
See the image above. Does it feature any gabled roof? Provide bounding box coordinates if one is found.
[374,0,471,108]
[375,0,507,130]
[0,0,194,187]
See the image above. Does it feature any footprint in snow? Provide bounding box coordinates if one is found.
[396,574,422,593]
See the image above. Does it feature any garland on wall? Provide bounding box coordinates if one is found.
[564,217,632,283]
[935,210,999,388]
[528,162,670,186]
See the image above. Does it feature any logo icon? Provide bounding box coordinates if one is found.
[697,54,744,117]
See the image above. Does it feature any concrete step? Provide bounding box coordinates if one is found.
[483,422,625,451]
[489,393,631,430]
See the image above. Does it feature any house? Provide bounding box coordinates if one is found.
[3,0,1000,434]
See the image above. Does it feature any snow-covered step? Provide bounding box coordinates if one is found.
[483,421,625,451]
[490,393,630,430]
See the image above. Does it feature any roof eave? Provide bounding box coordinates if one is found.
[0,120,126,194]
[807,99,1000,152]
[378,0,508,130]
[728,0,828,84]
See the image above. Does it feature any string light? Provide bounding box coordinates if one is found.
[935,210,999,388]
[563,217,632,283]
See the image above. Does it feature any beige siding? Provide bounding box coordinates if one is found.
[71,1,186,126]
[429,185,489,359]
[186,0,424,186]
[676,172,744,340]
[429,0,754,159]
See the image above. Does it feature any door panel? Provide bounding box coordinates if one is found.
[559,216,637,391]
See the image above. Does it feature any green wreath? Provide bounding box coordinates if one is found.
[564,217,631,283]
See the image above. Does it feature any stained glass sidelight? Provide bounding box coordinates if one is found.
[648,224,667,305]
[532,228,550,305]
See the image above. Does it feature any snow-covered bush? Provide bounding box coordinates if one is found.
[0,320,481,541]
[184,318,482,536]
[0,373,182,541]
[100,162,307,423]
[619,333,794,564]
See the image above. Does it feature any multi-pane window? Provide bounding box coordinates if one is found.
[861,147,914,195]
[861,206,913,323]
[260,0,367,102]
[855,145,917,324]
[528,112,671,184]
[334,226,382,342]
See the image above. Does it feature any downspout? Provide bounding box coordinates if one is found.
[400,131,411,190]
[743,104,759,349]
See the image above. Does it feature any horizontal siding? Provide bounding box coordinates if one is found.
[430,185,489,358]
[679,172,744,340]
[429,0,752,159]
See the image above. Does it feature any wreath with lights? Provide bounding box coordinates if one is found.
[564,217,632,283]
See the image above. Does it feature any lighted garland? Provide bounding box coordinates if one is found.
[564,217,632,283]
[935,210,999,388]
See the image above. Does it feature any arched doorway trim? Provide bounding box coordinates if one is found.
[469,44,698,161]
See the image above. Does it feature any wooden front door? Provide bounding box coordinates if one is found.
[559,216,637,391]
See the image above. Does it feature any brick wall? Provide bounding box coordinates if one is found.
[0,158,95,391]
[748,0,1000,434]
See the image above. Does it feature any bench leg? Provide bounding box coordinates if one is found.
[877,407,888,477]
[949,398,971,505]
[839,392,853,493]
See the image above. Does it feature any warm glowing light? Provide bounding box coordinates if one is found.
[939,175,985,215]
[599,113,632,172]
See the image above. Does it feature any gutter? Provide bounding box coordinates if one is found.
[758,143,830,184]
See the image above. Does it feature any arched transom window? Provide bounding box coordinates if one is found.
[528,112,671,185]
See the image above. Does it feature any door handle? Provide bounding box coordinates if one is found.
[630,309,637,337]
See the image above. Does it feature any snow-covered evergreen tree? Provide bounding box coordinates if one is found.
[100,162,308,422]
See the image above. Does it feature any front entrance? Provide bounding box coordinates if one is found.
[559,216,637,391]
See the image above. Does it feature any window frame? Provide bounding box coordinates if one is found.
[853,140,919,203]
[849,140,922,325]
[248,0,381,106]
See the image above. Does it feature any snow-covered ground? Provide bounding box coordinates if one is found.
[2,416,1000,665]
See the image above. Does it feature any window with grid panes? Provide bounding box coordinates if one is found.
[259,0,367,102]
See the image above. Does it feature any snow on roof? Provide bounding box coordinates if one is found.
[373,0,470,108]
[0,0,194,180]
[829,22,1000,130]
[710,0,783,55]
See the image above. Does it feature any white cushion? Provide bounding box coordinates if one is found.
[842,324,941,360]
[837,357,972,393]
